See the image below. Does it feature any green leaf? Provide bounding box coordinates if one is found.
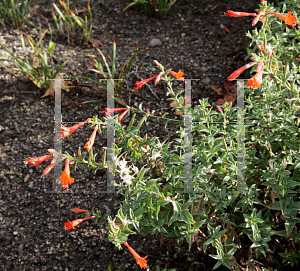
[181,201,192,211]
[48,40,56,58]
[168,213,178,227]
[193,219,206,230]
[136,112,148,132]
[165,231,177,237]
[127,113,136,132]
[138,166,149,182]
[123,1,138,11]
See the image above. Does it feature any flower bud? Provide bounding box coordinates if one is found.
[153,60,164,69]
[250,53,258,62]
[78,146,82,159]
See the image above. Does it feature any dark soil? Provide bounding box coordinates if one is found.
[0,0,296,270]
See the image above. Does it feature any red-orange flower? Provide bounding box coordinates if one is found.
[24,155,52,166]
[168,69,185,82]
[61,216,93,233]
[222,10,257,17]
[41,150,69,176]
[217,106,224,115]
[155,71,164,85]
[118,108,130,122]
[100,108,128,115]
[61,119,90,138]
[84,125,98,152]
[270,11,297,28]
[245,61,265,92]
[124,242,148,269]
[134,75,158,90]
[71,208,90,213]
[42,162,56,176]
[228,62,255,81]
[64,158,71,177]
[56,159,74,190]
[61,171,74,190]
[252,10,267,26]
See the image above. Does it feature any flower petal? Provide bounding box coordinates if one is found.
[222,10,257,17]
[84,126,98,152]
[124,242,148,269]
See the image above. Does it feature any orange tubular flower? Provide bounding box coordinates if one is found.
[270,11,297,28]
[228,62,255,81]
[101,108,128,115]
[118,108,130,122]
[60,159,74,190]
[42,162,56,176]
[222,10,257,17]
[124,242,148,270]
[61,216,93,233]
[61,119,90,138]
[56,159,74,190]
[168,69,185,82]
[252,10,267,26]
[84,125,98,152]
[64,158,71,177]
[61,171,74,190]
[134,75,158,90]
[155,71,164,85]
[71,208,90,213]
[245,61,265,92]
[24,155,52,166]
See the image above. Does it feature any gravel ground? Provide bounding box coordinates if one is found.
[1,0,291,270]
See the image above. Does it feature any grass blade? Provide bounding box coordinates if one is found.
[20,33,29,63]
[118,43,139,92]
[86,54,106,78]
[53,3,70,32]
[21,14,44,32]
[95,47,112,79]
[52,60,68,79]
[123,2,137,11]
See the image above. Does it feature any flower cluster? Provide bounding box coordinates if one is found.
[222,9,298,28]
[116,157,138,185]
[113,138,163,186]
[223,6,299,94]
[133,62,186,92]
[228,60,267,94]
[24,108,130,190]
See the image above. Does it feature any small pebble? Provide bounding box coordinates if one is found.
[149,38,162,47]
[201,77,210,85]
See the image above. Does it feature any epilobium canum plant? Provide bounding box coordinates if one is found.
[23,0,300,269]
